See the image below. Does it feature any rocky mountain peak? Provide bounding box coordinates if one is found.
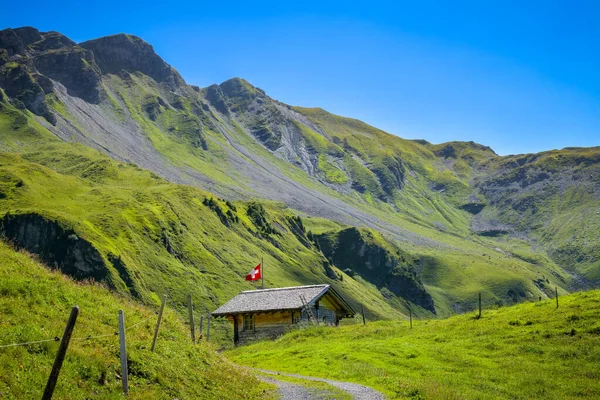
[0,27,77,56]
[30,31,77,52]
[205,77,270,118]
[0,27,32,56]
[0,27,194,124]
[219,77,265,99]
[0,27,103,120]
[80,33,184,88]
[12,27,42,47]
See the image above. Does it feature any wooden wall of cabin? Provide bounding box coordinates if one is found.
[314,295,343,325]
[237,311,296,342]
[298,295,344,325]
[222,292,351,344]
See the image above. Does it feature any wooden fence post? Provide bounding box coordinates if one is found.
[556,287,559,309]
[188,294,196,344]
[42,306,79,400]
[478,292,482,319]
[409,308,413,329]
[206,313,211,342]
[361,305,366,326]
[151,294,167,352]
[199,316,204,341]
[118,310,129,395]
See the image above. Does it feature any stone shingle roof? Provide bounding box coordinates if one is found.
[212,284,332,316]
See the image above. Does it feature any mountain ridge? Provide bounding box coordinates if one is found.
[0,26,598,319]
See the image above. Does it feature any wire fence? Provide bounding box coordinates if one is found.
[0,313,157,349]
[0,294,220,398]
[0,287,563,397]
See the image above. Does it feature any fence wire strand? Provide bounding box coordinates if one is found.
[124,314,156,332]
[0,337,60,349]
[0,313,157,349]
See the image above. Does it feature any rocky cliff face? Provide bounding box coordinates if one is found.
[0,212,108,281]
[34,45,102,103]
[315,227,435,312]
[0,27,187,123]
[81,34,184,89]
[0,27,103,121]
[0,61,54,122]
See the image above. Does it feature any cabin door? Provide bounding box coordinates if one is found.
[233,316,239,345]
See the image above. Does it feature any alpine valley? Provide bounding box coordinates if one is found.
[1,26,599,319]
[1,25,599,398]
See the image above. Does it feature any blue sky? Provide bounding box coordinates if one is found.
[1,1,598,155]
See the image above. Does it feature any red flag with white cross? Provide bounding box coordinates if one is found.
[245,264,261,281]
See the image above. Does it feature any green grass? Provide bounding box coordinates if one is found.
[0,99,58,152]
[228,290,600,399]
[317,154,349,184]
[0,144,412,329]
[0,241,274,399]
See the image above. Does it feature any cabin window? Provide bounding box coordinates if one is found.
[292,312,300,324]
[243,314,254,331]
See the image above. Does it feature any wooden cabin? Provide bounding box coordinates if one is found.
[212,284,355,344]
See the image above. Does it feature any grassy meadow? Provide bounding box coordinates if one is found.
[228,290,600,399]
[0,241,274,399]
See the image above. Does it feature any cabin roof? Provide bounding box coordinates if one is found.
[211,284,355,316]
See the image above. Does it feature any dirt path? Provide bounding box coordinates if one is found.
[257,369,385,400]
[258,375,334,400]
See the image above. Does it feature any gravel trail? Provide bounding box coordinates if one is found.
[257,369,385,400]
[258,375,327,400]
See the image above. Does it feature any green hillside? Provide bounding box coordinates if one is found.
[0,240,272,399]
[0,26,599,321]
[471,148,600,283]
[228,290,600,399]
[0,138,577,321]
[0,142,422,321]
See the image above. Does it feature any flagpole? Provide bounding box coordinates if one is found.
[261,256,264,290]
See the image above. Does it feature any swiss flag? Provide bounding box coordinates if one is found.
[245,264,262,281]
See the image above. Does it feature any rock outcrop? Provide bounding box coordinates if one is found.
[0,212,109,281]
[315,227,436,313]
[0,28,187,121]
[0,62,54,122]
[208,77,286,150]
[33,45,102,103]
[0,27,103,121]
[81,34,184,89]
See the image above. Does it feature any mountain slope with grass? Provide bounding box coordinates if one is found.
[228,290,600,399]
[0,240,273,399]
[0,139,580,320]
[470,148,600,284]
[0,142,429,321]
[0,26,599,320]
